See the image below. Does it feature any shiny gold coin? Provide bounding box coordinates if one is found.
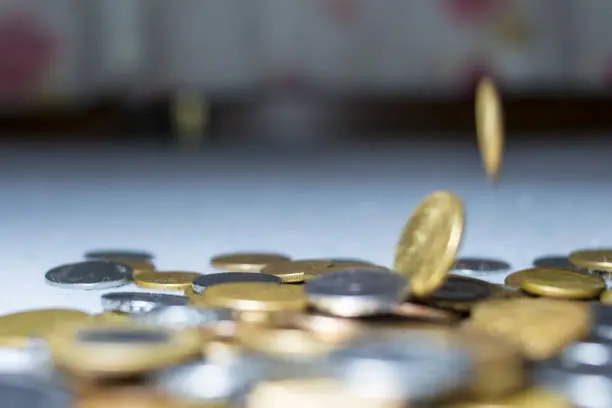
[260,260,323,283]
[445,387,572,408]
[202,282,307,313]
[519,268,605,299]
[134,271,202,291]
[469,298,590,360]
[475,77,505,180]
[235,325,338,357]
[504,268,538,290]
[569,249,612,271]
[210,252,291,272]
[394,191,465,297]
[0,308,90,347]
[48,321,202,378]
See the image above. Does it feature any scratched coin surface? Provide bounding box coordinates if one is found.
[394,191,465,297]
[519,268,605,299]
[475,77,505,180]
[45,261,132,290]
[568,249,612,271]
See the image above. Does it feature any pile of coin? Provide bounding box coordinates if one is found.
[1,189,612,407]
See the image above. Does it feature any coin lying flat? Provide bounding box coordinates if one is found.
[445,387,573,408]
[533,255,577,270]
[568,249,612,272]
[475,76,505,181]
[115,259,156,278]
[328,334,473,402]
[451,257,511,277]
[394,191,465,297]
[84,249,154,261]
[470,298,590,360]
[0,309,90,347]
[261,261,328,283]
[101,292,190,314]
[200,282,307,313]
[134,271,202,291]
[0,374,73,408]
[420,276,496,313]
[518,268,605,299]
[45,261,133,290]
[210,253,291,272]
[193,272,282,294]
[135,306,236,336]
[305,269,409,317]
[48,322,202,378]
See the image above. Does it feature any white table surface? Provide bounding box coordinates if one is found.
[2,136,611,315]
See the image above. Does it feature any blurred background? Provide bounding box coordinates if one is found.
[1,0,612,145]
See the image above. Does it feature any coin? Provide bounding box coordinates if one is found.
[519,268,605,299]
[92,311,132,323]
[48,322,202,378]
[101,292,190,314]
[261,261,327,283]
[328,334,473,401]
[0,374,72,408]
[135,306,236,336]
[505,268,540,290]
[569,249,612,272]
[533,255,577,270]
[116,259,156,277]
[134,271,202,291]
[84,250,154,261]
[0,309,90,346]
[305,269,409,317]
[394,191,465,297]
[45,261,133,290]
[193,272,282,293]
[428,276,493,302]
[200,282,307,313]
[470,298,590,360]
[210,253,291,272]
[451,257,510,277]
[475,76,504,180]
[445,388,572,408]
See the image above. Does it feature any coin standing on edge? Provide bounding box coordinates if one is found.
[210,253,291,272]
[134,271,202,291]
[475,76,505,181]
[193,272,282,294]
[394,191,465,297]
[101,292,190,314]
[45,261,133,290]
[305,269,409,317]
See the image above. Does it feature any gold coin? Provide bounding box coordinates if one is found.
[445,387,572,408]
[601,290,612,304]
[92,311,132,323]
[134,271,202,291]
[0,308,90,347]
[48,321,202,378]
[202,282,307,313]
[235,325,338,357]
[469,298,590,360]
[210,253,291,272]
[475,77,505,180]
[519,268,605,299]
[569,249,612,271]
[119,259,156,277]
[504,268,538,290]
[394,191,465,297]
[261,260,332,283]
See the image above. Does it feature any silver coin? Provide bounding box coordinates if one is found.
[101,292,189,314]
[45,261,132,290]
[0,374,72,408]
[328,334,473,401]
[305,269,409,317]
[451,257,511,276]
[84,249,154,261]
[151,359,263,403]
[533,255,578,270]
[192,272,281,294]
[428,276,492,302]
[135,306,235,331]
[535,354,612,408]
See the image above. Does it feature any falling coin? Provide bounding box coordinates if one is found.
[475,77,505,181]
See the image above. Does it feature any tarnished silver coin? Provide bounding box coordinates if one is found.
[0,374,72,408]
[84,249,154,261]
[192,272,281,294]
[451,257,510,278]
[101,292,189,314]
[305,268,409,317]
[45,261,132,290]
[328,334,473,402]
[428,276,493,302]
[135,306,235,333]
